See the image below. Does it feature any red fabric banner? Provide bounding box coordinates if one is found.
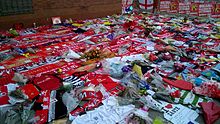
[211,4,220,18]
[179,2,190,14]
[190,2,199,16]
[198,2,213,17]
[159,0,170,12]
[169,1,179,13]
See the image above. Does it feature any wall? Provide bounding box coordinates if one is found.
[0,0,121,30]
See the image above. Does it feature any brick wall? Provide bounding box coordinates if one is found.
[0,0,121,30]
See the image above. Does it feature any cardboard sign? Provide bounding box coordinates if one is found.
[190,2,199,16]
[179,2,190,14]
[169,1,179,13]
[160,101,199,124]
[198,2,213,17]
[159,0,170,12]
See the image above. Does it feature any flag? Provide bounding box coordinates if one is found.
[139,0,154,10]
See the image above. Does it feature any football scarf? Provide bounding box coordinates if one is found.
[32,74,62,91]
[172,90,211,108]
[62,75,84,87]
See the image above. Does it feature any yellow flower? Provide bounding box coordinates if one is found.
[22,53,30,58]
[104,22,112,25]
[177,75,182,80]
[72,23,83,27]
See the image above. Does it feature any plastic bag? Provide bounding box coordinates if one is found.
[199,102,220,124]
[63,49,81,59]
[62,92,79,113]
[139,95,162,111]
[102,60,126,79]
[193,81,220,98]
[12,73,28,84]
